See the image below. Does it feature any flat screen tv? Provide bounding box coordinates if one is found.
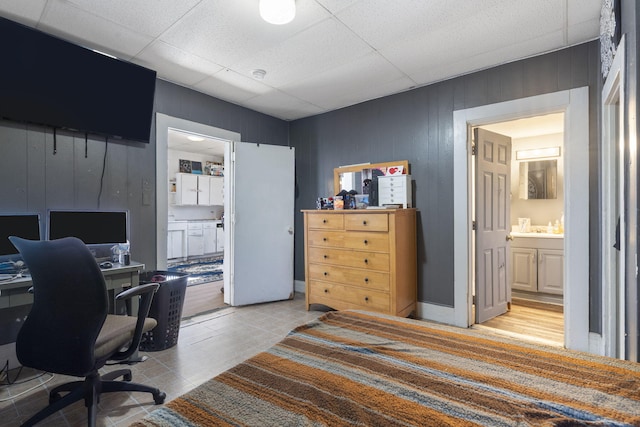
[47,210,128,246]
[0,214,41,259]
[0,17,156,143]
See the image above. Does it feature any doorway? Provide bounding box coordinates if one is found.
[450,88,591,353]
[167,128,227,318]
[473,114,565,345]
[155,114,240,318]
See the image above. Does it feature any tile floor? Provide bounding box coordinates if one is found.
[0,293,327,427]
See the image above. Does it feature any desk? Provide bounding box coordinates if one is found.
[0,262,145,315]
[0,262,145,369]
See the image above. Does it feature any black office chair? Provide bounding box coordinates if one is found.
[9,236,166,427]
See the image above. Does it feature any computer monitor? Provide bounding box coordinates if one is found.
[47,210,128,259]
[0,213,41,262]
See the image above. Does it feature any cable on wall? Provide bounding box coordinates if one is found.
[85,132,88,158]
[53,127,57,155]
[97,136,108,208]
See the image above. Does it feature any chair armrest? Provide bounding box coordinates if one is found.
[109,282,160,362]
[116,283,159,301]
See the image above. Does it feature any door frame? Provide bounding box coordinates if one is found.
[601,36,626,359]
[448,88,590,352]
[155,113,240,270]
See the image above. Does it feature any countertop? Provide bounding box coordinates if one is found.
[511,231,564,239]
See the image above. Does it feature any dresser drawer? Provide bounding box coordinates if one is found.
[308,230,389,252]
[308,281,390,312]
[307,214,344,230]
[378,191,405,206]
[308,264,390,291]
[345,214,388,231]
[307,246,390,271]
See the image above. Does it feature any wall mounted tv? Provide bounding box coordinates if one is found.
[0,17,156,143]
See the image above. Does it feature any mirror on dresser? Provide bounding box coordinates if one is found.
[333,160,409,195]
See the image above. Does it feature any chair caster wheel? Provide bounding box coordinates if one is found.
[123,372,132,381]
[49,392,62,404]
[154,391,166,404]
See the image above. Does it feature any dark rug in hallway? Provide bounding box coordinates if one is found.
[167,256,223,286]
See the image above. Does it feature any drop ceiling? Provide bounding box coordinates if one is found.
[0,0,601,121]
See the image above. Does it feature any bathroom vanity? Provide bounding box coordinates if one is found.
[510,232,563,295]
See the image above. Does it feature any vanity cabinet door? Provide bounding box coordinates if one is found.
[537,249,564,295]
[511,248,537,292]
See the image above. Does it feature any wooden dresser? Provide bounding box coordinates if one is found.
[302,209,417,317]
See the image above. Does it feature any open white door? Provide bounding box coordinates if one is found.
[223,142,295,306]
[475,128,511,323]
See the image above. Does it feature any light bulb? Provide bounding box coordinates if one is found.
[259,0,296,25]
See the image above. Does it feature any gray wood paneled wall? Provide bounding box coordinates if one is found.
[290,41,600,326]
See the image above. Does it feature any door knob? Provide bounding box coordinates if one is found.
[506,234,514,241]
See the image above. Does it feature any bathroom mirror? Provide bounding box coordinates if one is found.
[334,160,409,195]
[519,159,557,199]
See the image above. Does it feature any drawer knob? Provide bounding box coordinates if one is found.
[364,296,369,302]
[364,277,369,283]
[362,220,367,225]
[363,239,368,245]
[323,237,327,242]
[324,289,329,293]
[323,254,328,259]
[364,259,368,264]
[322,219,327,224]
[323,271,328,276]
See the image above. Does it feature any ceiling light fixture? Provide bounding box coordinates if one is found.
[259,0,296,25]
[515,146,561,161]
[187,135,205,142]
[252,69,267,80]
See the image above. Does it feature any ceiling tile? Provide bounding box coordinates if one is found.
[0,0,47,25]
[64,0,201,37]
[194,68,273,105]
[38,1,153,59]
[315,0,360,14]
[407,32,563,86]
[336,0,494,50]
[160,0,330,68]
[134,41,223,86]
[242,90,325,121]
[233,17,374,88]
[282,52,413,109]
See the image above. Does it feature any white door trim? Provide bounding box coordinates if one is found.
[419,88,591,352]
[601,36,626,358]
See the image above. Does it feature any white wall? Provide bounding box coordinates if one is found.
[510,133,564,227]
[168,149,224,221]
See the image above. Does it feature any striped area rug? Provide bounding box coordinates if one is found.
[132,311,640,426]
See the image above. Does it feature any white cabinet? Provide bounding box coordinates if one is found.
[187,222,204,257]
[167,221,188,260]
[377,175,412,208]
[511,237,563,295]
[209,176,223,206]
[175,173,214,205]
[537,249,564,294]
[511,247,537,292]
[203,221,217,254]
